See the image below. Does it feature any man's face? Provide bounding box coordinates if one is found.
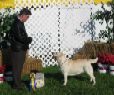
[21,15,30,22]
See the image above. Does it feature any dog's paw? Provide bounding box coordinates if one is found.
[63,83,66,86]
[92,82,96,86]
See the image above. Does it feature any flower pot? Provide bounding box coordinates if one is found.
[98,63,108,74]
[0,65,5,83]
[109,65,114,75]
[0,73,4,83]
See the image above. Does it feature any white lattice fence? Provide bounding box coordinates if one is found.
[23,5,93,67]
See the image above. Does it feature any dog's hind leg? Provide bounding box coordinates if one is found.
[63,73,68,86]
[86,71,96,85]
[89,74,96,85]
[85,66,96,85]
[89,70,96,85]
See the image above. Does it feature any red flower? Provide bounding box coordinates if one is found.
[98,53,114,65]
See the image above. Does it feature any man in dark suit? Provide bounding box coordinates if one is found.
[10,8,32,90]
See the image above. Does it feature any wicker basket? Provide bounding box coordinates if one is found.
[22,56,42,76]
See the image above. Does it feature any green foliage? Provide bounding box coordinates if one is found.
[0,8,16,40]
[92,2,114,43]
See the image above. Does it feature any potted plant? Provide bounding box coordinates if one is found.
[92,2,114,43]
[0,8,16,66]
[0,8,16,49]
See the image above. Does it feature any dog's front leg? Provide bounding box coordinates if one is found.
[63,73,67,86]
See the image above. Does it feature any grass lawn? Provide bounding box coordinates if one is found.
[0,66,114,95]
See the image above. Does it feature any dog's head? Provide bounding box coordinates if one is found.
[52,52,64,60]
[52,52,66,65]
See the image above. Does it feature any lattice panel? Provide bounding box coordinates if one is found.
[14,0,111,8]
[0,0,112,8]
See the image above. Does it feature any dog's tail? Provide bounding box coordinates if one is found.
[90,57,98,64]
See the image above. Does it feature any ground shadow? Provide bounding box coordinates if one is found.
[45,72,63,81]
[92,63,98,71]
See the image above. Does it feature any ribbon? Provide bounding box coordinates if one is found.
[30,73,36,91]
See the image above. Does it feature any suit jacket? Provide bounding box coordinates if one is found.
[10,16,32,51]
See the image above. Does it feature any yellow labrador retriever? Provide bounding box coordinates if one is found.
[53,52,98,86]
